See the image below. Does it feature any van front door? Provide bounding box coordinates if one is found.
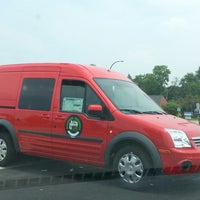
[52,79,113,166]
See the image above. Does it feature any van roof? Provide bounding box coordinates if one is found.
[0,62,129,80]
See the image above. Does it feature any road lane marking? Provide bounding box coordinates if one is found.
[0,167,5,169]
[0,162,35,170]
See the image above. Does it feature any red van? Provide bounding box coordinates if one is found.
[0,63,200,187]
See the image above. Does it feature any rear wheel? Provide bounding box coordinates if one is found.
[0,134,15,166]
[113,146,153,188]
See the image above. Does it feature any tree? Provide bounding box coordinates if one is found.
[179,70,200,97]
[134,73,162,94]
[162,101,181,116]
[178,95,200,112]
[130,65,200,115]
[133,65,171,96]
[153,65,171,87]
[166,77,181,101]
[127,74,133,81]
[195,66,200,79]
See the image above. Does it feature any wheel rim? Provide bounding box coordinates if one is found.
[118,152,144,184]
[0,138,7,161]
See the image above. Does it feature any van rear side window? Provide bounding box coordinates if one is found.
[18,78,55,111]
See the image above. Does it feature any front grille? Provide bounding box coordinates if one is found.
[192,137,200,148]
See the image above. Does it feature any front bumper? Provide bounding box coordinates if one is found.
[159,148,200,175]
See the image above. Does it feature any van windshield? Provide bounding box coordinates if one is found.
[94,78,165,114]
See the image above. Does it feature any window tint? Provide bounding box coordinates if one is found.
[19,78,55,111]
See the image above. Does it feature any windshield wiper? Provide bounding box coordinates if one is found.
[119,109,142,114]
[142,111,166,114]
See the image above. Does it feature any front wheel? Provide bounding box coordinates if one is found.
[113,146,153,188]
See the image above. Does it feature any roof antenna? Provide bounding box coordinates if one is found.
[108,60,124,71]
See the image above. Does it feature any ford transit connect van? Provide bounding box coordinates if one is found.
[0,63,200,187]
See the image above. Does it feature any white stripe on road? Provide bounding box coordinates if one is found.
[0,162,34,170]
[0,167,5,169]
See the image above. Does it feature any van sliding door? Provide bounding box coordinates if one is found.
[16,72,58,156]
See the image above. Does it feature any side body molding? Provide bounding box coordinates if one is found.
[0,119,20,152]
[104,131,163,170]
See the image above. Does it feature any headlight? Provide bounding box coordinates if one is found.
[165,129,191,148]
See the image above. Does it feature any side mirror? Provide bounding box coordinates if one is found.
[88,104,103,112]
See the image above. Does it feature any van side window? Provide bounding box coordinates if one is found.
[60,80,85,113]
[60,80,101,113]
[19,78,55,111]
[60,80,114,120]
[85,85,101,113]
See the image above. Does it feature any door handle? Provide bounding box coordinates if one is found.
[41,114,50,119]
[55,115,66,120]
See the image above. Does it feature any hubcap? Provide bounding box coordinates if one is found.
[118,152,144,184]
[0,139,7,161]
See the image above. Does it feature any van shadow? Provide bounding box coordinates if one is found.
[114,174,200,194]
[3,155,200,195]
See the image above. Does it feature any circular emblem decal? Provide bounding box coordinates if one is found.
[65,116,82,138]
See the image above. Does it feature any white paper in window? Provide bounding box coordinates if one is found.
[62,97,83,112]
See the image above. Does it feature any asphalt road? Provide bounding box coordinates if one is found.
[0,155,200,200]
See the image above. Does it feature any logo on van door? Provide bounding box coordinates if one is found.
[65,116,82,138]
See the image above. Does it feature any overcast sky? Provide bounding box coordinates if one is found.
[1,0,200,82]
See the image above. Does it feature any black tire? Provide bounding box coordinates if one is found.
[0,133,15,166]
[113,145,153,189]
